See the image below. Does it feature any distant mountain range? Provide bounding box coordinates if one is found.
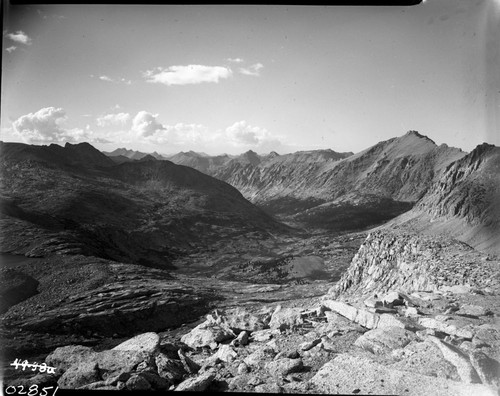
[100,130,499,254]
[0,141,284,268]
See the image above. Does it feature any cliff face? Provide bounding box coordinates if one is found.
[386,143,500,254]
[330,230,499,299]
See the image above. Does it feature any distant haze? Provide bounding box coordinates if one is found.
[2,1,499,155]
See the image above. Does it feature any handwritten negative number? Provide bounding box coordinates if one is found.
[5,385,58,396]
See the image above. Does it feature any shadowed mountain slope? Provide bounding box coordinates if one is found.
[0,141,286,268]
[385,143,500,254]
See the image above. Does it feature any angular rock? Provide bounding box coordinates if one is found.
[214,344,238,363]
[311,353,496,396]
[363,297,383,308]
[230,330,249,347]
[224,307,268,332]
[428,336,481,383]
[57,361,100,389]
[174,370,215,391]
[382,291,404,307]
[155,353,186,382]
[112,332,160,354]
[323,300,379,329]
[265,358,303,377]
[180,319,235,349]
[96,349,150,379]
[377,313,416,330]
[254,383,283,393]
[45,345,98,371]
[354,326,417,354]
[418,317,474,339]
[456,304,491,317]
[300,338,321,351]
[138,371,170,390]
[126,375,151,390]
[269,305,304,330]
[104,371,131,386]
[251,329,278,342]
[178,349,201,374]
[469,350,500,387]
[244,346,276,367]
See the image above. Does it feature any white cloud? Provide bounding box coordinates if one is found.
[225,120,282,152]
[144,65,233,86]
[6,31,32,45]
[131,111,166,137]
[12,107,108,144]
[227,57,244,63]
[96,112,130,127]
[6,46,17,53]
[239,63,264,77]
[99,75,113,82]
[96,75,131,84]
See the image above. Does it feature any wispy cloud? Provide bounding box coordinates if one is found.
[6,46,17,53]
[239,63,264,77]
[95,75,132,85]
[227,57,244,63]
[143,65,233,86]
[5,30,32,45]
[96,112,131,127]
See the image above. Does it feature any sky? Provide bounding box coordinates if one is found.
[1,1,499,155]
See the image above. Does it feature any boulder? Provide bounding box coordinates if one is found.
[45,345,98,371]
[244,346,276,367]
[214,344,238,363]
[112,332,160,354]
[311,353,496,396]
[180,319,235,349]
[382,291,404,307]
[155,353,186,382]
[137,372,170,390]
[125,375,151,390]
[269,305,304,330]
[469,350,500,387]
[174,370,215,392]
[265,358,303,377]
[57,361,100,389]
[96,349,150,379]
[428,336,481,383]
[231,330,249,347]
[178,349,201,374]
[323,300,380,329]
[418,317,474,339]
[224,307,269,332]
[354,326,417,354]
[251,329,279,342]
[300,338,321,351]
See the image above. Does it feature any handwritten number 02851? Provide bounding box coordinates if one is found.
[5,385,58,396]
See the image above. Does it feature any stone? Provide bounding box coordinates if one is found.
[76,381,108,390]
[382,291,404,307]
[237,362,250,374]
[404,307,420,317]
[265,358,303,377]
[377,313,416,330]
[96,349,150,378]
[155,353,187,382]
[104,371,131,386]
[224,307,268,332]
[180,320,235,349]
[215,344,238,363]
[354,326,417,354]
[469,350,500,387]
[126,375,152,390]
[363,297,383,308]
[269,305,304,330]
[45,345,98,371]
[473,326,500,348]
[244,346,276,367]
[300,338,321,351]
[389,339,460,381]
[112,332,160,354]
[138,372,170,390]
[57,361,100,389]
[254,383,283,393]
[323,300,380,329]
[251,329,278,342]
[174,370,215,392]
[428,336,481,384]
[311,353,496,396]
[418,317,474,339]
[231,330,249,347]
[457,305,491,317]
[178,348,200,374]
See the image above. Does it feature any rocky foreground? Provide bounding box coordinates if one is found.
[4,230,499,395]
